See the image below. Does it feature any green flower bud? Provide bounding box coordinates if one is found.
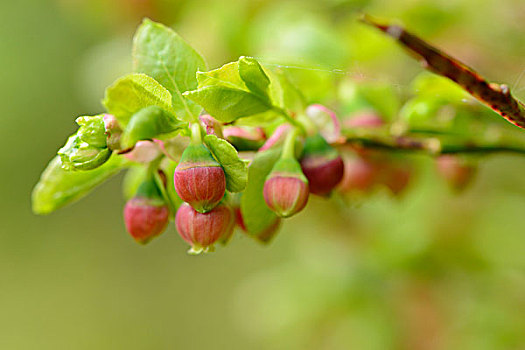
[58,134,111,171]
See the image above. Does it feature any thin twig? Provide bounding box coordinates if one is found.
[361,14,525,129]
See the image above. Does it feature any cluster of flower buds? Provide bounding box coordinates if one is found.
[337,112,413,197]
[261,113,346,219]
[172,124,234,253]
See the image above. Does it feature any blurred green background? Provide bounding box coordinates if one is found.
[2,0,525,348]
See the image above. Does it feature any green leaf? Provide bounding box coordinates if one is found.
[238,56,271,101]
[204,134,247,192]
[184,85,272,123]
[266,68,306,113]
[32,155,127,215]
[122,165,148,200]
[183,58,274,123]
[121,106,187,149]
[197,61,244,88]
[132,19,207,122]
[103,73,173,126]
[240,148,281,234]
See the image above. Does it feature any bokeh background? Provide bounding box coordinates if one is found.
[2,0,525,348]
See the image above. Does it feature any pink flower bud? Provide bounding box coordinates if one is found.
[338,154,382,193]
[175,203,233,253]
[124,140,161,163]
[199,114,223,138]
[259,124,291,151]
[382,162,413,196]
[219,204,236,245]
[103,114,122,151]
[124,197,169,244]
[344,112,385,129]
[436,155,476,192]
[300,134,344,196]
[223,126,266,150]
[263,158,309,218]
[305,104,342,144]
[174,144,226,213]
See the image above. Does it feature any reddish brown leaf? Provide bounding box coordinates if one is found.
[361,15,525,129]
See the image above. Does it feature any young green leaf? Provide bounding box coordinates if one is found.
[120,106,187,149]
[133,19,207,122]
[203,134,247,192]
[184,85,272,123]
[32,155,127,215]
[122,165,148,200]
[266,68,306,113]
[183,58,274,122]
[238,56,271,101]
[103,73,173,126]
[240,148,281,234]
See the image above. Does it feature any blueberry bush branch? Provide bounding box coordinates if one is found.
[31,17,525,253]
[361,14,525,129]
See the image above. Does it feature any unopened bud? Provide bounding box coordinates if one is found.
[174,144,226,213]
[305,104,342,143]
[338,154,382,193]
[344,112,385,128]
[436,155,476,192]
[123,179,169,244]
[300,134,344,196]
[124,140,161,163]
[223,126,265,151]
[175,202,233,254]
[382,162,413,196]
[124,197,170,244]
[58,134,111,171]
[199,114,223,138]
[103,114,122,151]
[259,124,291,151]
[263,158,309,218]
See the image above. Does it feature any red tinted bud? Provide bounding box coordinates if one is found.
[338,154,381,193]
[103,114,122,151]
[175,203,233,254]
[223,126,266,151]
[174,144,226,213]
[305,104,342,143]
[300,134,344,196]
[124,140,161,163]
[382,162,413,196]
[219,204,236,245]
[436,155,476,192]
[124,197,169,244]
[260,124,291,151]
[199,114,223,138]
[344,112,385,129]
[263,158,309,218]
